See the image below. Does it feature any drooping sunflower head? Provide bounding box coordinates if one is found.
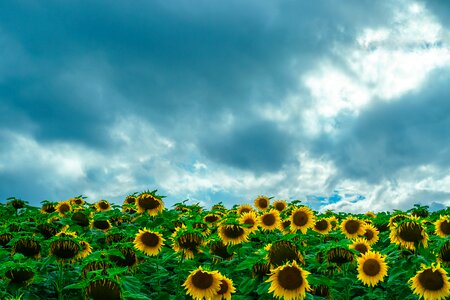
[273,200,288,212]
[438,241,450,266]
[389,218,428,251]
[435,215,450,238]
[41,202,57,214]
[254,195,270,211]
[389,214,409,229]
[267,240,304,267]
[8,198,26,210]
[0,232,13,247]
[238,211,260,233]
[55,201,72,216]
[365,211,377,218]
[12,238,41,259]
[71,211,90,227]
[204,213,221,224]
[311,285,330,298]
[86,279,122,300]
[259,209,282,232]
[210,241,234,262]
[409,262,450,300]
[357,251,388,287]
[326,247,354,266]
[37,224,58,239]
[95,199,111,212]
[362,224,380,245]
[266,260,311,300]
[340,216,365,239]
[350,238,371,255]
[77,240,92,259]
[50,238,81,261]
[290,206,315,234]
[218,224,249,245]
[123,195,137,206]
[182,267,222,300]
[237,204,253,215]
[313,218,332,234]
[109,246,138,268]
[133,228,165,256]
[91,219,112,232]
[281,219,291,232]
[173,226,204,259]
[136,192,164,216]
[252,262,271,278]
[5,267,35,286]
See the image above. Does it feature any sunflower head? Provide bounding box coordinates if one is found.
[41,202,57,214]
[71,211,90,227]
[409,262,450,300]
[213,275,236,300]
[290,206,315,234]
[0,233,13,247]
[182,267,222,300]
[50,238,81,261]
[37,224,58,239]
[311,285,330,298]
[86,279,122,300]
[252,262,271,278]
[238,211,260,233]
[136,192,164,216]
[438,241,450,266]
[365,211,377,218]
[109,247,138,267]
[254,195,270,211]
[204,213,221,224]
[173,226,204,259]
[6,268,34,285]
[134,228,165,256]
[55,201,72,216]
[362,224,380,245]
[91,219,112,232]
[95,200,111,212]
[12,238,41,259]
[273,200,288,212]
[266,260,311,300]
[70,197,85,206]
[8,198,26,210]
[340,216,365,239]
[389,214,409,229]
[389,218,428,251]
[210,241,234,261]
[237,204,253,215]
[77,240,92,259]
[259,209,282,231]
[313,218,332,234]
[435,215,450,238]
[357,251,388,287]
[326,247,354,266]
[350,238,371,255]
[267,241,304,267]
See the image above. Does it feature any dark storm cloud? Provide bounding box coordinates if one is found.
[313,69,450,184]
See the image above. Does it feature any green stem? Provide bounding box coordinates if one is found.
[368,286,373,300]
[57,262,64,300]
[177,250,185,296]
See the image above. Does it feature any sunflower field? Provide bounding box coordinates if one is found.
[1,191,450,300]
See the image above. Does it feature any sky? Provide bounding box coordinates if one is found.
[1,0,450,213]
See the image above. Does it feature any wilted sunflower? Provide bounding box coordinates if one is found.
[134,228,165,256]
[266,260,311,300]
[91,219,112,232]
[41,203,56,214]
[290,207,315,234]
[136,192,164,216]
[438,242,450,266]
[254,195,270,211]
[350,238,371,255]
[340,216,365,239]
[237,204,253,215]
[357,251,388,287]
[77,241,92,259]
[212,275,236,300]
[5,268,34,286]
[123,195,136,205]
[86,279,121,300]
[311,285,330,298]
[218,224,249,245]
[389,217,428,251]
[183,267,222,300]
[435,215,450,238]
[362,224,380,245]
[210,241,234,262]
[410,262,450,300]
[327,247,354,266]
[95,199,111,212]
[173,227,204,259]
[0,233,13,247]
[50,238,80,261]
[238,211,260,233]
[12,238,41,258]
[268,241,304,267]
[273,200,288,212]
[71,211,90,227]
[110,247,138,267]
[8,199,26,210]
[55,201,72,216]
[313,218,331,234]
[259,209,282,231]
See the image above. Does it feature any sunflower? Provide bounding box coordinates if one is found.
[204,213,221,224]
[183,266,222,300]
[266,260,311,300]
[105,233,125,245]
[8,199,26,209]
[86,279,122,300]
[110,247,138,268]
[70,197,85,206]
[212,275,236,300]
[95,199,111,212]
[237,204,253,215]
[41,203,56,214]
[91,219,112,232]
[340,216,365,239]
[327,215,339,230]
[313,218,331,234]
[435,215,450,238]
[252,263,271,278]
[71,211,90,227]
[281,219,291,232]
[0,233,13,247]
[12,238,41,259]
[273,200,288,212]
[357,251,388,287]
[365,211,377,218]
[5,268,34,286]
[362,224,380,245]
[254,195,270,211]
[173,227,204,259]
[218,224,249,245]
[438,242,450,266]
[55,201,72,216]
[210,241,234,262]
[133,228,165,256]
[50,238,80,261]
[389,218,428,251]
[311,285,330,298]
[290,207,315,234]
[123,195,136,205]
[82,261,111,279]
[238,211,260,233]
[327,247,354,266]
[389,214,409,229]
[259,209,282,231]
[136,192,164,216]
[350,238,371,255]
[410,262,450,300]
[267,241,304,267]
[77,241,92,259]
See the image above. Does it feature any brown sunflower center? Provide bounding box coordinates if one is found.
[239,207,252,214]
[398,222,423,242]
[93,220,111,230]
[6,269,34,283]
[440,221,450,236]
[50,239,80,259]
[191,270,213,289]
[354,243,368,254]
[13,239,41,258]
[87,279,121,300]
[418,269,445,291]
[315,220,329,231]
[244,218,256,228]
[275,202,286,211]
[72,212,90,227]
[138,195,161,210]
[42,204,56,213]
[99,202,109,209]
[59,203,71,214]
[73,198,83,205]
[257,198,268,209]
[262,214,276,226]
[363,259,381,276]
[364,229,374,241]
[141,232,160,247]
[217,279,229,295]
[293,211,308,227]
[125,197,136,204]
[223,225,245,239]
[278,266,303,290]
[211,242,233,259]
[344,220,361,234]
[269,242,302,267]
[205,215,219,223]
[439,243,450,263]
[179,233,202,250]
